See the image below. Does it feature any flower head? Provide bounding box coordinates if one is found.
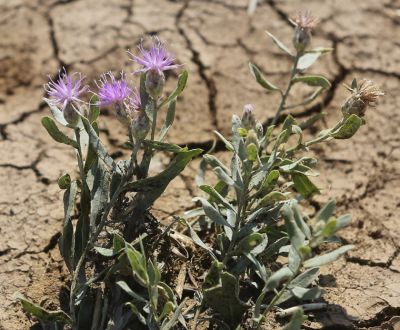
[96,72,132,107]
[128,37,180,74]
[291,10,319,53]
[342,79,384,116]
[44,69,88,111]
[293,10,319,31]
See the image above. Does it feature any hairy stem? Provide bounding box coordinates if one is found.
[69,148,137,327]
[271,54,300,126]
[69,127,86,325]
[222,172,251,266]
[150,98,158,141]
[287,118,344,154]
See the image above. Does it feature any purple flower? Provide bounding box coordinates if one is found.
[96,72,132,107]
[45,69,88,111]
[128,37,181,74]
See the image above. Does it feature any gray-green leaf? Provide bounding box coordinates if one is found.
[41,117,78,148]
[297,52,321,70]
[303,245,354,268]
[332,114,362,139]
[249,62,280,91]
[292,75,331,89]
[266,31,294,57]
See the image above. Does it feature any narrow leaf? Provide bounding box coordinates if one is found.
[332,114,362,139]
[249,62,280,91]
[292,75,331,89]
[81,117,118,172]
[14,293,71,324]
[266,31,294,56]
[44,98,69,126]
[158,99,176,141]
[199,185,236,212]
[194,197,233,228]
[297,52,321,70]
[160,70,188,107]
[41,117,78,148]
[303,245,354,268]
[292,173,319,199]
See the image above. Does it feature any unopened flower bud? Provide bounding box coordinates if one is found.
[115,102,131,127]
[63,103,80,127]
[145,69,165,99]
[293,27,311,53]
[245,129,259,148]
[131,110,150,142]
[242,104,256,130]
[291,11,318,54]
[341,79,384,117]
[255,122,264,139]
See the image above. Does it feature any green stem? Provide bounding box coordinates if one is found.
[286,118,344,154]
[69,128,86,326]
[69,149,137,328]
[222,174,250,266]
[263,281,290,318]
[74,128,86,182]
[150,98,158,141]
[271,54,300,126]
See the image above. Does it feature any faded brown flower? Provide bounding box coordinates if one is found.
[342,79,384,116]
[293,10,319,30]
[291,10,319,53]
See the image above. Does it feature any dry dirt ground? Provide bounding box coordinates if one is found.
[0,0,399,329]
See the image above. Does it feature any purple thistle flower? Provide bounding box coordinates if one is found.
[96,72,132,107]
[44,69,88,111]
[128,37,181,74]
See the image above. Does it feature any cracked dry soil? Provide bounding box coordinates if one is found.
[0,0,399,329]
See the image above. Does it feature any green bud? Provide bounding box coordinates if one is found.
[255,122,263,139]
[145,70,165,99]
[114,102,131,127]
[63,103,80,127]
[293,27,311,53]
[245,129,258,147]
[131,110,150,142]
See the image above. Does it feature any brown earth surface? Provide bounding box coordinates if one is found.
[0,0,399,329]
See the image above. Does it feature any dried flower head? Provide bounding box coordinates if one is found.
[128,37,181,74]
[291,10,319,53]
[293,10,319,30]
[342,79,384,116]
[96,72,132,107]
[44,69,88,111]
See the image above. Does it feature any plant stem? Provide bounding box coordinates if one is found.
[69,127,86,326]
[222,174,250,266]
[74,128,86,183]
[271,54,300,126]
[263,281,290,317]
[69,149,137,328]
[286,118,344,154]
[150,98,158,141]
